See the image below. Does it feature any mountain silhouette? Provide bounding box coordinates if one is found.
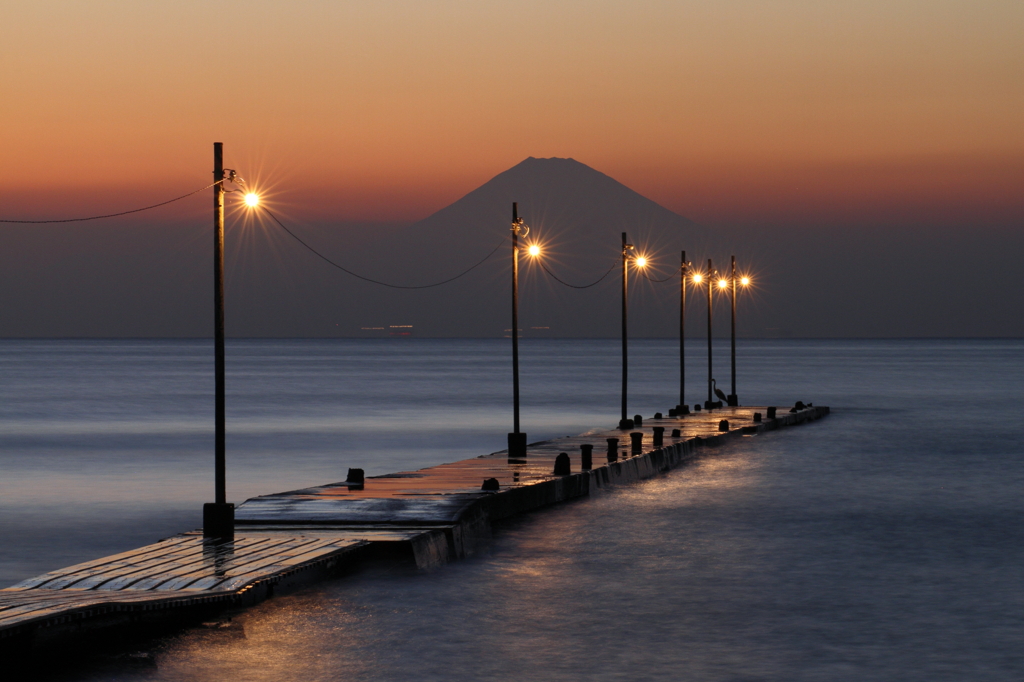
[325,157,705,338]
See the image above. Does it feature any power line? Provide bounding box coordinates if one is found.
[539,260,617,289]
[0,181,224,223]
[639,263,682,283]
[261,207,505,289]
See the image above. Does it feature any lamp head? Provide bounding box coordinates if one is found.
[740,276,750,286]
[635,256,647,268]
[692,273,703,283]
[717,278,729,289]
[527,244,541,257]
[244,193,260,208]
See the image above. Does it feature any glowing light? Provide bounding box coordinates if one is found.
[692,274,703,283]
[635,257,647,268]
[527,244,541,257]
[740,276,750,286]
[718,279,729,289]
[244,193,260,207]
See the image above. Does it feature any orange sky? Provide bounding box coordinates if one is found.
[2,0,1022,225]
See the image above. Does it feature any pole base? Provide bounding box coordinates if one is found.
[508,432,527,460]
[727,394,738,406]
[203,502,235,540]
[618,419,634,430]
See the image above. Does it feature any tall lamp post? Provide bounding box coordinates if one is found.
[727,256,751,407]
[204,142,233,539]
[620,233,635,429]
[679,251,690,410]
[508,203,528,460]
[705,258,714,409]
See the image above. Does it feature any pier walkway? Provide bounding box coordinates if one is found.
[1,404,828,653]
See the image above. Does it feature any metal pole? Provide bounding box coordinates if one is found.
[507,203,527,459]
[214,144,226,504]
[730,255,737,406]
[511,203,520,434]
[680,250,686,407]
[621,232,628,424]
[707,258,713,406]
[204,142,233,539]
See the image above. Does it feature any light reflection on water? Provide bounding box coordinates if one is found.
[4,339,1024,680]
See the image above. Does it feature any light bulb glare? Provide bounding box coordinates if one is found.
[244,193,260,207]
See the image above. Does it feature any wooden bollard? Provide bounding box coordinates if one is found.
[580,444,593,470]
[629,431,643,454]
[633,414,643,427]
[654,412,663,419]
[346,468,364,490]
[668,408,678,417]
[606,437,619,462]
[652,426,664,447]
[694,404,701,412]
[618,418,634,430]
[553,452,571,476]
[753,412,762,423]
[767,406,777,419]
[671,428,681,438]
[682,405,690,415]
[718,419,729,431]
[481,477,500,491]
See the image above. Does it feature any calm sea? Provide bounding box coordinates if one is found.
[2,338,1022,681]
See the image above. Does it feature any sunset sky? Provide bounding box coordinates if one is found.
[3,0,1021,226]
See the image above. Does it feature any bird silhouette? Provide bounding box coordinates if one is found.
[712,379,728,404]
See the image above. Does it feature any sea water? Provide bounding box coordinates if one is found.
[1,338,1022,680]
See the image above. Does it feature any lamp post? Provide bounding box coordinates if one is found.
[620,232,635,429]
[728,256,738,406]
[727,258,751,407]
[508,202,527,459]
[679,251,689,409]
[204,142,233,539]
[705,258,714,409]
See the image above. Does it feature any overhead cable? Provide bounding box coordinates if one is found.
[0,181,225,223]
[261,207,504,289]
[539,260,617,289]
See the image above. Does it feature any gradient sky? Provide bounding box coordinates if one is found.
[3,0,1022,226]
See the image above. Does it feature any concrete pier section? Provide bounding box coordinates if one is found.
[0,404,828,657]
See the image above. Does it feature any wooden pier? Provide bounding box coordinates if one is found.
[0,404,828,656]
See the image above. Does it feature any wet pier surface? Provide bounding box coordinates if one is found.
[1,404,828,656]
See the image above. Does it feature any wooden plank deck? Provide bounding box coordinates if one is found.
[1,404,829,652]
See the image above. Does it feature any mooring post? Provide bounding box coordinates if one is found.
[606,437,619,462]
[629,431,643,454]
[580,444,593,470]
[204,142,234,539]
[653,426,664,448]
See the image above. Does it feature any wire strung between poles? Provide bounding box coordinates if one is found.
[0,181,225,223]
[261,207,504,289]
[539,260,617,289]
[639,263,683,283]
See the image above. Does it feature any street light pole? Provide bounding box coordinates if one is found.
[679,250,687,409]
[729,255,738,406]
[508,202,527,459]
[706,258,714,409]
[620,232,632,429]
[204,142,233,539]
